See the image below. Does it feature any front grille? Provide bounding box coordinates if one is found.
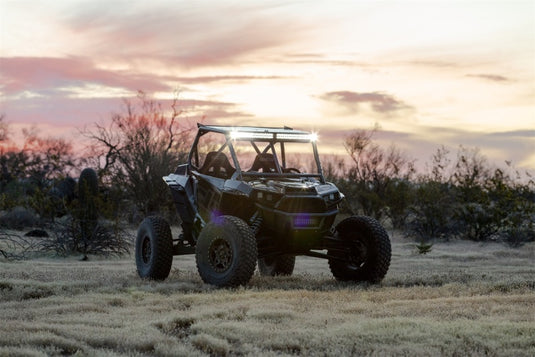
[276,197,326,213]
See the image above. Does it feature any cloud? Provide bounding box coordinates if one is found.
[313,124,534,173]
[489,129,535,138]
[466,74,511,82]
[0,56,292,98]
[61,2,309,67]
[169,75,289,84]
[413,126,535,171]
[319,91,411,114]
[406,59,460,68]
[1,95,252,128]
[0,57,170,95]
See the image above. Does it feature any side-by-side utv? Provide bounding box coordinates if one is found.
[135,124,391,287]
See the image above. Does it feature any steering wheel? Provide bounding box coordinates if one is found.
[284,167,301,173]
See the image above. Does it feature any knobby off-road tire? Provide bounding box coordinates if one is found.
[196,215,257,287]
[136,216,173,280]
[328,215,391,283]
[258,255,295,276]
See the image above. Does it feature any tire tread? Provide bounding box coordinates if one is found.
[136,216,173,280]
[196,215,257,287]
[329,215,391,283]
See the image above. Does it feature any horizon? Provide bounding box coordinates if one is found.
[1,0,534,172]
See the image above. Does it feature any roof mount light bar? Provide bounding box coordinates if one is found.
[229,130,318,142]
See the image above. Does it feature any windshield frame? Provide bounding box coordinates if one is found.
[188,127,325,183]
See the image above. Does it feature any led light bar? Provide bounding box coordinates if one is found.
[230,131,273,140]
[230,130,318,142]
[277,133,318,141]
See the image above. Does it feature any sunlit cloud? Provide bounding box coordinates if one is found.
[0,57,171,96]
[59,2,311,68]
[466,74,511,82]
[319,91,412,115]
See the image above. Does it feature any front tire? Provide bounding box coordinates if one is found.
[328,215,391,283]
[136,216,173,280]
[258,255,295,276]
[196,216,257,287]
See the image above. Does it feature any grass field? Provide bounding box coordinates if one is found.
[0,235,534,356]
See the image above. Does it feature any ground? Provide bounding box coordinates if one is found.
[0,235,533,356]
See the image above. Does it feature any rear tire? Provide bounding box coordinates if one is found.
[196,216,257,287]
[328,215,391,283]
[136,216,173,280]
[258,255,295,276]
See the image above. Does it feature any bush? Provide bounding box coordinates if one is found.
[0,206,38,230]
[41,218,130,257]
[404,181,457,242]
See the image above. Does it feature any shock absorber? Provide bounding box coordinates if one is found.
[249,211,263,236]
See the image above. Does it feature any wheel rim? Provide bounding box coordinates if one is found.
[346,239,368,270]
[141,236,152,264]
[208,238,233,273]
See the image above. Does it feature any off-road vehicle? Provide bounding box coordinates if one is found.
[135,124,391,287]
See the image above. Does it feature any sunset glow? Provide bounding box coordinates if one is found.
[1,0,534,170]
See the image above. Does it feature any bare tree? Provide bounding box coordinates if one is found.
[0,114,7,142]
[83,91,192,216]
[340,127,415,225]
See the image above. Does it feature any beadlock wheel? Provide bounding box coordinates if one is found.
[209,239,233,273]
[195,215,257,287]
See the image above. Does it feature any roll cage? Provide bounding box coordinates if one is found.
[188,124,325,183]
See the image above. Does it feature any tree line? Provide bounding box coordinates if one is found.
[325,129,534,246]
[1,93,533,252]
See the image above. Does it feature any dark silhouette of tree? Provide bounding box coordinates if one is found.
[83,91,192,216]
[339,127,415,225]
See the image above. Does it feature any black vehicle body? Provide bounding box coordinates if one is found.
[165,124,342,257]
[136,124,391,287]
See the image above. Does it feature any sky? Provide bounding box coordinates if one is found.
[1,0,534,172]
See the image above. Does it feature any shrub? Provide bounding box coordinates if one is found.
[0,206,38,230]
[41,217,130,257]
[404,181,457,242]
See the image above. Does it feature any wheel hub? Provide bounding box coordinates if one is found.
[347,240,368,269]
[141,236,152,264]
[208,239,233,273]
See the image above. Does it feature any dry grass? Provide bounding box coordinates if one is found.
[0,237,534,356]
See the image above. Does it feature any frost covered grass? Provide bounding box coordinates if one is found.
[0,239,534,356]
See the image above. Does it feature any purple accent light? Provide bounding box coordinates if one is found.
[294,214,312,228]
